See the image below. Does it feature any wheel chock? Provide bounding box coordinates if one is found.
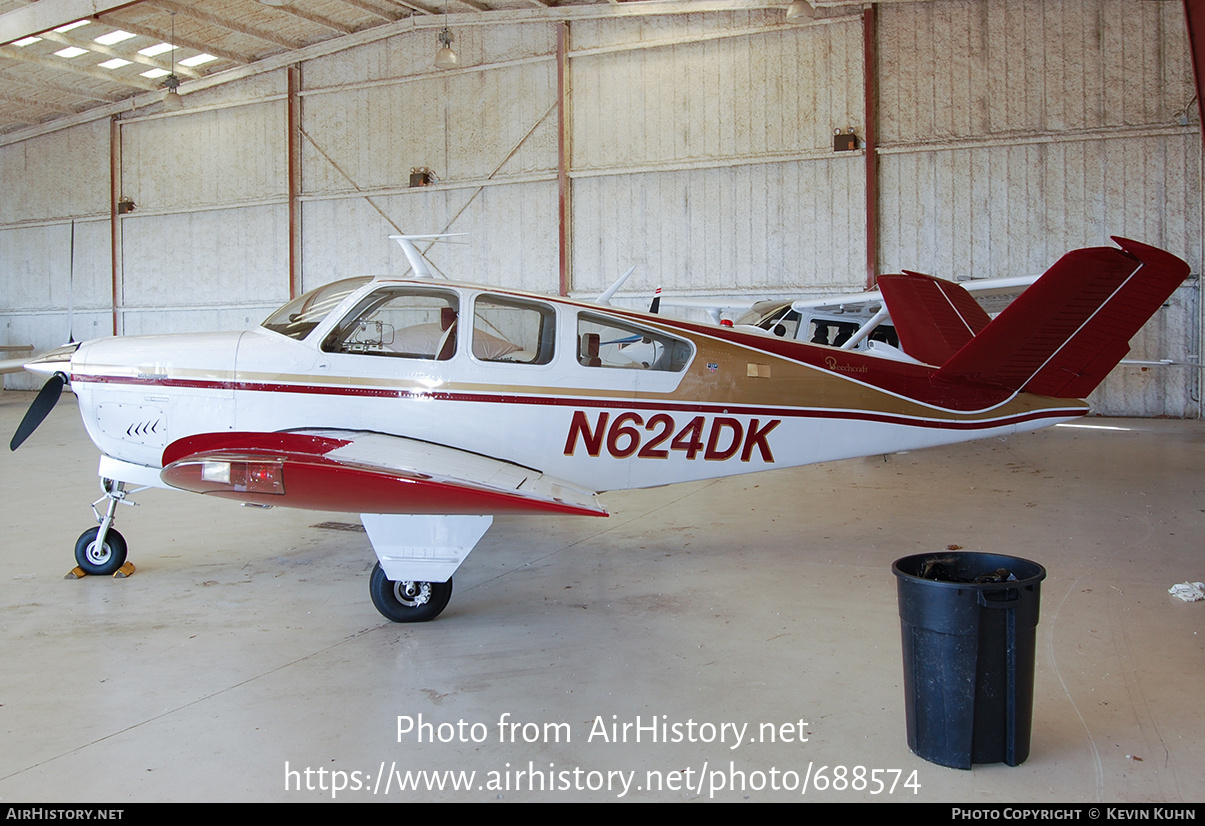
[64,562,137,579]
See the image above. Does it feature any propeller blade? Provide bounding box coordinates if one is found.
[67,220,76,343]
[10,373,65,451]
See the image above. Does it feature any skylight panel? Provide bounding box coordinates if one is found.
[99,58,132,70]
[95,30,137,46]
[54,20,89,33]
[141,68,170,79]
[13,36,41,47]
[54,46,89,58]
[139,43,174,57]
[179,53,216,67]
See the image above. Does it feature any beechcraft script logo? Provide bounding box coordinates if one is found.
[563,411,780,462]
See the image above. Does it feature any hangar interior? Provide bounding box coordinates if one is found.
[1,0,1203,803]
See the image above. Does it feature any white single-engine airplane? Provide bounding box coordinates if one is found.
[9,235,1189,622]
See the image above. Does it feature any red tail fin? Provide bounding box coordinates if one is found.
[932,238,1189,398]
[876,271,992,365]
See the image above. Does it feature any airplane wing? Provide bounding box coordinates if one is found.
[788,275,1040,316]
[160,430,608,517]
[655,274,1041,326]
[1,346,37,375]
[1,357,31,375]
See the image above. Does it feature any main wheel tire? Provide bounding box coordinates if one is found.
[368,562,452,623]
[74,527,128,576]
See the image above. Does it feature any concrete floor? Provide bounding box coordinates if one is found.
[0,390,1202,803]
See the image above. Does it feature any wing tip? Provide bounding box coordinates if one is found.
[1110,236,1191,278]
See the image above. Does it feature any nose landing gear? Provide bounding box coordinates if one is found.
[69,478,140,578]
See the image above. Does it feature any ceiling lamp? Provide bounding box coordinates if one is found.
[435,27,458,69]
[162,73,184,110]
[161,12,183,111]
[785,0,816,21]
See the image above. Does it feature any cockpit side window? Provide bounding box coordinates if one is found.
[472,296,556,364]
[576,313,693,372]
[322,288,460,359]
[764,307,801,339]
[808,318,860,347]
[868,324,900,348]
[805,316,899,349]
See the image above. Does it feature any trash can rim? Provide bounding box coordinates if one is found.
[892,551,1046,589]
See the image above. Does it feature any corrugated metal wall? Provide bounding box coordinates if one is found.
[0,119,113,356]
[878,0,1200,275]
[876,0,1200,415]
[570,12,866,295]
[1,0,1200,415]
[118,85,291,336]
[294,23,561,293]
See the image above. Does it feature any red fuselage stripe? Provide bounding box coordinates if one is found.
[72,373,1083,430]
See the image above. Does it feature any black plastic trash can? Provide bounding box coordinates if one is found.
[892,552,1046,770]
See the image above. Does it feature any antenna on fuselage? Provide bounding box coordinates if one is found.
[389,233,467,280]
[595,265,638,306]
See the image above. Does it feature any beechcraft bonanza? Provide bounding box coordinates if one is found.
[9,235,1190,622]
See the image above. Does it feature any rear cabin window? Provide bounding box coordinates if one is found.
[576,313,692,372]
[322,288,460,360]
[471,296,556,365]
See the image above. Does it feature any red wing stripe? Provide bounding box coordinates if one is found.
[162,431,351,467]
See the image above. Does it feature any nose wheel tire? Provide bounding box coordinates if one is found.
[74,527,128,576]
[369,562,453,622]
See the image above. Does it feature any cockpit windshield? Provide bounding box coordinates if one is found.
[733,300,792,328]
[261,277,372,341]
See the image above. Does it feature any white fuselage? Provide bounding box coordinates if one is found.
[65,279,1085,497]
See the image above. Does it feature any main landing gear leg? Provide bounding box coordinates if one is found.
[361,513,492,623]
[70,478,140,578]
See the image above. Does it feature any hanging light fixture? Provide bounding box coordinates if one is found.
[162,73,183,110]
[162,12,183,110]
[785,0,816,21]
[435,28,458,69]
[434,2,457,69]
